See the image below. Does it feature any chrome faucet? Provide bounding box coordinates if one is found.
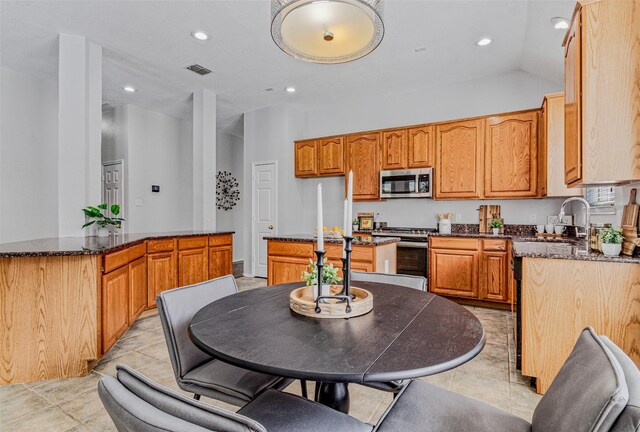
[559,197,591,238]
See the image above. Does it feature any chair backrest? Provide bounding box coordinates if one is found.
[351,271,426,291]
[532,327,629,432]
[157,275,238,380]
[601,337,640,432]
[98,365,266,432]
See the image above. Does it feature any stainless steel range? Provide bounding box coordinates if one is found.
[371,227,437,278]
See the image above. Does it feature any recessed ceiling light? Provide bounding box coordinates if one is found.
[285,86,296,93]
[265,88,274,92]
[123,86,136,93]
[550,17,569,30]
[414,47,427,53]
[476,38,492,47]
[191,31,209,41]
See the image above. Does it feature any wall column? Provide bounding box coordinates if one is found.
[192,90,217,230]
[58,34,102,237]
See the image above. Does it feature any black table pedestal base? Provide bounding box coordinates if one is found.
[315,382,350,414]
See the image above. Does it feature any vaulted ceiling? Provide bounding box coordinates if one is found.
[1,0,575,136]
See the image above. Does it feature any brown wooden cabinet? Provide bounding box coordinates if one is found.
[484,112,538,198]
[564,12,582,186]
[294,140,318,178]
[178,237,209,287]
[102,265,129,353]
[435,120,484,199]
[209,234,233,279]
[147,251,177,308]
[128,256,147,323]
[345,133,381,201]
[408,125,434,168]
[318,137,345,175]
[382,129,407,170]
[480,252,508,302]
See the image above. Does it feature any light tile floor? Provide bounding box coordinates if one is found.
[0,277,541,431]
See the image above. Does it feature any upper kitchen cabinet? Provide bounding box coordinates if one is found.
[563,0,640,186]
[435,119,484,199]
[407,125,435,168]
[382,129,408,170]
[484,111,538,198]
[345,132,381,200]
[318,137,345,176]
[541,93,582,197]
[294,139,318,178]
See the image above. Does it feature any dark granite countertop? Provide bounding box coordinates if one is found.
[264,234,400,246]
[511,238,640,264]
[429,232,514,239]
[0,231,234,258]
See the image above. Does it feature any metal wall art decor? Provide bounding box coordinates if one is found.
[216,171,240,211]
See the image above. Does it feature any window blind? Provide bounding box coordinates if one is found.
[586,187,616,209]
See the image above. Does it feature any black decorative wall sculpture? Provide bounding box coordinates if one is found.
[216,171,240,211]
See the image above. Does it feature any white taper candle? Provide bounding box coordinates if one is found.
[317,183,324,251]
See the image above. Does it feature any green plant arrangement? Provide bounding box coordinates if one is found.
[82,204,125,229]
[600,228,623,244]
[490,219,504,228]
[352,218,359,226]
[302,258,342,287]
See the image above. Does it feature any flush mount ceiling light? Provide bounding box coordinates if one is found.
[550,17,569,30]
[123,86,136,92]
[476,38,492,46]
[271,0,384,64]
[191,31,209,41]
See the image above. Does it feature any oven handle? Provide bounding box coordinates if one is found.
[397,241,429,248]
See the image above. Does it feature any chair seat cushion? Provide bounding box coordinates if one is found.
[182,359,292,402]
[375,380,532,432]
[238,389,373,432]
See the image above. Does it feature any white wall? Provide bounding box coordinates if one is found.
[0,67,59,243]
[216,131,244,261]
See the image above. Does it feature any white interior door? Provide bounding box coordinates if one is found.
[102,161,124,218]
[252,161,277,278]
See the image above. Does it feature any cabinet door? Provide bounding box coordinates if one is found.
[147,252,177,307]
[429,248,479,298]
[318,137,344,176]
[267,256,310,285]
[564,12,582,186]
[102,266,129,353]
[408,125,434,168]
[382,129,407,170]
[345,133,381,200]
[484,112,539,198]
[480,251,509,302]
[128,256,147,322]
[178,247,209,287]
[295,140,318,177]
[435,120,484,199]
[209,245,233,279]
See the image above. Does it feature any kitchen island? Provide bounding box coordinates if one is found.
[264,234,399,285]
[0,231,234,385]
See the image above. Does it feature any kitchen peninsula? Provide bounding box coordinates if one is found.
[0,231,234,385]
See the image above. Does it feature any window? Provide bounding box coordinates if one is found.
[586,187,616,214]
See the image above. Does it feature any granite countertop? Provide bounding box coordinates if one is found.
[511,238,640,264]
[0,231,234,258]
[429,232,515,240]
[264,234,400,246]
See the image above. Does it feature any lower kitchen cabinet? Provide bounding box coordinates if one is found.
[480,251,508,302]
[209,234,233,279]
[102,265,130,353]
[147,251,178,308]
[429,242,479,298]
[178,237,209,287]
[128,256,147,322]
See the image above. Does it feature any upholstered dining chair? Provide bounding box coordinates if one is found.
[98,365,372,432]
[157,275,301,407]
[374,327,639,432]
[350,271,427,396]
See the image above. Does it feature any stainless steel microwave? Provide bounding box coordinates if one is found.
[380,168,433,199]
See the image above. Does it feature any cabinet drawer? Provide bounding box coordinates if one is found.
[209,234,233,247]
[128,242,146,261]
[178,236,208,250]
[430,237,479,251]
[482,239,508,252]
[147,238,176,253]
[104,248,130,274]
[268,241,314,258]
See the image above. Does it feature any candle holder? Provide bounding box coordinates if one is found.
[314,250,326,303]
[340,236,356,300]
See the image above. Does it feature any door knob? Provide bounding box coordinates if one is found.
[269,225,274,230]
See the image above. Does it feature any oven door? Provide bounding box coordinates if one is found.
[396,241,428,277]
[380,169,432,199]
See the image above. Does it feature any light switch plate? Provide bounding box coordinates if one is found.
[561,215,573,225]
[135,198,143,207]
[548,215,560,224]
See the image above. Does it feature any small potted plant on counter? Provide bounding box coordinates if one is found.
[302,258,342,299]
[490,219,504,236]
[352,218,359,233]
[600,228,623,256]
[82,203,125,237]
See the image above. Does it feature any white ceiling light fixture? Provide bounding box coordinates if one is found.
[271,0,384,64]
[123,86,136,92]
[285,86,296,93]
[550,17,569,30]
[191,31,209,41]
[476,38,492,47]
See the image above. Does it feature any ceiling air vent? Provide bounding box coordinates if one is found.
[185,64,212,76]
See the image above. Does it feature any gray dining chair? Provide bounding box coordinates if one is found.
[350,271,427,396]
[157,275,299,407]
[98,365,372,432]
[374,327,639,432]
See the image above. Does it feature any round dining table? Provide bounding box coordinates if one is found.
[189,281,485,413]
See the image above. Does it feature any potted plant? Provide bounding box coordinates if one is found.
[82,204,125,237]
[352,218,359,232]
[490,219,503,236]
[600,228,623,256]
[302,258,342,299]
